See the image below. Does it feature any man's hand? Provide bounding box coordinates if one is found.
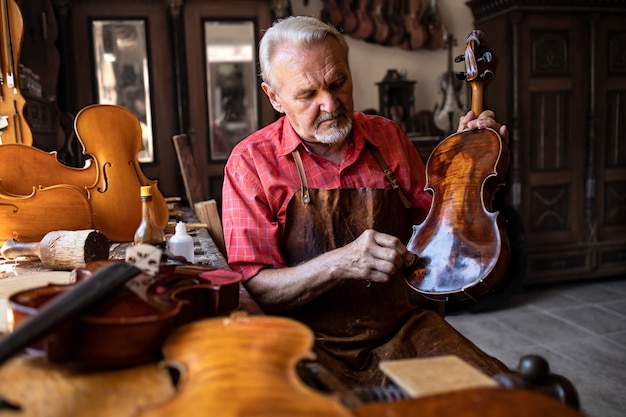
[458,110,508,140]
[244,229,415,312]
[330,229,412,284]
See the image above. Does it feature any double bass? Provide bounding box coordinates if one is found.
[0,0,32,145]
[405,30,510,304]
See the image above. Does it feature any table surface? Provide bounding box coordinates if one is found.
[0,221,585,417]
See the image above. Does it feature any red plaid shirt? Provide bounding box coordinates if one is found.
[222,112,432,280]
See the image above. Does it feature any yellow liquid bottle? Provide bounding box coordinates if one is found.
[133,185,166,249]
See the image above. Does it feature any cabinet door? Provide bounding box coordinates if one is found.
[519,15,587,249]
[595,15,626,274]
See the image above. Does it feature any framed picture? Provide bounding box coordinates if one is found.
[204,20,259,161]
[91,19,155,163]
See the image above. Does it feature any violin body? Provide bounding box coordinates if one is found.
[136,314,352,417]
[405,30,510,303]
[352,0,375,40]
[421,0,444,50]
[0,104,168,243]
[406,128,510,302]
[370,0,390,44]
[340,0,359,34]
[401,0,427,50]
[8,261,242,367]
[386,0,406,46]
[321,0,344,29]
[74,104,169,242]
[0,143,97,195]
[0,0,32,145]
[0,183,92,242]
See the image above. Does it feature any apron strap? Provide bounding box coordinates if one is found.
[292,149,311,204]
[368,146,413,209]
[292,146,412,209]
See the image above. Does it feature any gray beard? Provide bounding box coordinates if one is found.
[314,117,353,144]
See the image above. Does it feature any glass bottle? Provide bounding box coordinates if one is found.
[134,185,166,249]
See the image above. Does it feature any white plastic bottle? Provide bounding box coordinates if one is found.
[168,221,195,263]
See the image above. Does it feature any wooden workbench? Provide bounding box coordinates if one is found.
[0,223,265,417]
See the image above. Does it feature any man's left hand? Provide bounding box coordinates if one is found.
[458,110,508,140]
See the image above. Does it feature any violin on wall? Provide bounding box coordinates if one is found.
[0,0,32,145]
[433,34,465,136]
[405,30,510,304]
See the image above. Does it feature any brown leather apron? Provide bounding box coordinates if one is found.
[279,148,508,387]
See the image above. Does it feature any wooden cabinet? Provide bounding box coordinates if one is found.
[467,0,626,284]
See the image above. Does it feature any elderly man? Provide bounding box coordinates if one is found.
[222,15,508,387]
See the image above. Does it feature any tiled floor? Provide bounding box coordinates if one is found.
[445,276,626,417]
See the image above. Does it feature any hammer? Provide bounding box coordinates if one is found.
[0,230,110,270]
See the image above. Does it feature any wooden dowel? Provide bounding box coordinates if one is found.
[194,199,227,260]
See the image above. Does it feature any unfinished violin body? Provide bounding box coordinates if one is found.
[136,314,352,417]
[0,104,168,243]
[0,183,92,242]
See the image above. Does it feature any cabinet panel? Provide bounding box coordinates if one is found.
[520,16,586,250]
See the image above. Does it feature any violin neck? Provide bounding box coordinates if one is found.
[470,82,483,116]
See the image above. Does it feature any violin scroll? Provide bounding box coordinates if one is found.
[454,30,498,115]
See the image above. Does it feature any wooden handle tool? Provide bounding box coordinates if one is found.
[0,229,110,270]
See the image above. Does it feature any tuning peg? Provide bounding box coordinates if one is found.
[454,54,465,63]
[455,72,466,80]
[482,69,495,80]
[479,52,493,63]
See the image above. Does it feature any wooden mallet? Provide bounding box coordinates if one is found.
[0,229,110,270]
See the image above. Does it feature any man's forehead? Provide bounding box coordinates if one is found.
[274,44,348,82]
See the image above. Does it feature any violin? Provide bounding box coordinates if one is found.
[0,104,168,243]
[320,0,344,29]
[0,0,32,145]
[385,0,406,47]
[433,34,465,136]
[340,0,359,35]
[400,0,426,50]
[420,0,444,50]
[351,0,375,41]
[370,0,390,44]
[405,30,510,304]
[0,260,242,368]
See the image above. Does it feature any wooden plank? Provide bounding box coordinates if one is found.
[379,355,498,398]
[194,199,227,260]
[172,133,205,208]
